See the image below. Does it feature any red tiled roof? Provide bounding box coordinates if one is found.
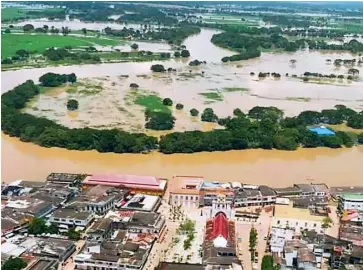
[83,174,163,189]
[212,212,229,240]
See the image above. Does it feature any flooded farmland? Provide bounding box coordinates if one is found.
[2,28,363,184]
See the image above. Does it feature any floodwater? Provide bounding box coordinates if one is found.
[2,134,363,186]
[2,28,363,185]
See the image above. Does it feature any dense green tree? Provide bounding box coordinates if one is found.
[174,51,181,58]
[321,135,343,148]
[176,103,184,110]
[301,131,321,148]
[16,49,30,58]
[358,133,363,144]
[201,108,218,122]
[2,58,13,64]
[181,49,190,57]
[162,98,173,106]
[273,135,298,150]
[39,72,75,87]
[336,131,354,147]
[23,24,34,32]
[2,257,27,270]
[68,228,81,240]
[347,113,363,129]
[190,108,199,117]
[67,99,79,111]
[28,217,48,235]
[131,43,139,50]
[249,227,258,260]
[233,108,245,118]
[262,255,275,270]
[145,111,175,130]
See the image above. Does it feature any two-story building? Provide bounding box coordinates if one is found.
[49,208,95,229]
[338,193,363,212]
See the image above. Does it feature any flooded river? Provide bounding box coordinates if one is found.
[2,27,363,185]
[2,134,363,187]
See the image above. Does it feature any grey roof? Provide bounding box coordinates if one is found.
[272,186,301,195]
[157,263,206,270]
[235,189,261,199]
[129,212,160,227]
[294,184,315,193]
[91,253,120,262]
[259,185,276,197]
[52,208,93,220]
[292,196,328,207]
[88,218,112,233]
[122,242,139,252]
[312,184,329,193]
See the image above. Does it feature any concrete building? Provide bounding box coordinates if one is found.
[339,224,363,247]
[21,237,76,262]
[272,186,302,197]
[5,197,53,218]
[338,193,363,212]
[49,208,95,229]
[282,239,317,270]
[234,189,262,207]
[75,233,154,270]
[269,227,295,253]
[87,218,113,242]
[330,186,363,200]
[121,194,161,212]
[294,184,315,197]
[127,212,166,234]
[168,176,204,207]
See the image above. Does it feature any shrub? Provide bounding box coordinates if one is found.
[176,103,184,110]
[190,108,199,117]
[67,99,79,110]
[130,83,139,88]
[151,64,165,72]
[163,98,173,106]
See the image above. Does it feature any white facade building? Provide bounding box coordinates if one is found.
[338,193,363,212]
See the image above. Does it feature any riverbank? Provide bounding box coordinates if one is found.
[2,133,363,186]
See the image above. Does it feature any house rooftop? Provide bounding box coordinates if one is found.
[309,126,335,136]
[340,193,363,200]
[122,194,160,212]
[294,184,314,193]
[83,173,167,191]
[129,212,161,227]
[259,185,276,197]
[169,176,204,194]
[88,218,112,233]
[51,208,93,220]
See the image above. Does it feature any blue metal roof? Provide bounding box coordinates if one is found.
[309,126,336,136]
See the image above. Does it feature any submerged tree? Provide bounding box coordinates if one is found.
[67,99,79,110]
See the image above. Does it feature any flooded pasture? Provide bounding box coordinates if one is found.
[2,28,363,184]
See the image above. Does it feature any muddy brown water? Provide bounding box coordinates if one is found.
[2,28,363,185]
[2,134,363,186]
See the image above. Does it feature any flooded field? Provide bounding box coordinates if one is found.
[2,28,363,184]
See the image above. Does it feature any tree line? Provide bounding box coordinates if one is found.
[2,77,363,155]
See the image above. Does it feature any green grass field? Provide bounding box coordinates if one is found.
[1,7,64,22]
[1,34,120,59]
[135,94,170,113]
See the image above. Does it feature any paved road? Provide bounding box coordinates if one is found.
[236,210,272,270]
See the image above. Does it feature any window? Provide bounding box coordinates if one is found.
[54,218,60,221]
[185,196,188,200]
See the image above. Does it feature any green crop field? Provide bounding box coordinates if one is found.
[135,94,171,113]
[1,34,120,59]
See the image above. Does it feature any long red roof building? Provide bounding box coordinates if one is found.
[82,173,167,195]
